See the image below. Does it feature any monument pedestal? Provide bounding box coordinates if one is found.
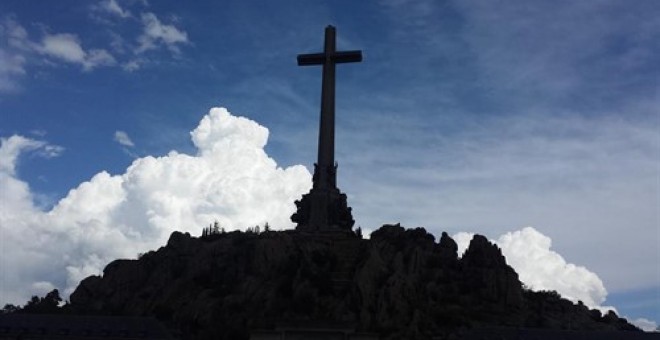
[292,186,354,232]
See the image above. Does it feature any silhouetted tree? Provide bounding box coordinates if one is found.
[21,289,62,314]
[202,221,225,239]
[264,222,270,232]
[1,304,20,314]
[355,226,363,238]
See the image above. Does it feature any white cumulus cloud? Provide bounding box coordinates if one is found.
[0,135,62,175]
[0,108,646,326]
[497,227,608,308]
[452,231,474,258]
[454,227,609,310]
[113,130,135,147]
[0,107,311,305]
[631,318,659,332]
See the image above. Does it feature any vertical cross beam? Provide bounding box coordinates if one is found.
[298,25,362,190]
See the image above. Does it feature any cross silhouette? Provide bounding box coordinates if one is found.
[292,25,361,231]
[297,25,362,190]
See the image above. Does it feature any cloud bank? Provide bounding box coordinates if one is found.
[497,227,608,308]
[0,107,311,304]
[454,227,610,310]
[0,107,643,324]
[631,318,658,333]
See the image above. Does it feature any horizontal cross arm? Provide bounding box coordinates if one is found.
[333,50,362,63]
[297,53,325,66]
[298,50,363,66]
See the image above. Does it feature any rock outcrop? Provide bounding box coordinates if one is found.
[67,224,639,339]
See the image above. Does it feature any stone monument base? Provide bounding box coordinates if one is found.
[291,187,354,232]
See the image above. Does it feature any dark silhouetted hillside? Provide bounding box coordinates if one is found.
[61,224,639,339]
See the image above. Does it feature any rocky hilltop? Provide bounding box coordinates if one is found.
[68,224,638,339]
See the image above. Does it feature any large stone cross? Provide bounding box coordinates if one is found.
[292,25,361,231]
[297,25,362,190]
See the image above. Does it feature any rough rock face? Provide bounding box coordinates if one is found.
[68,224,638,339]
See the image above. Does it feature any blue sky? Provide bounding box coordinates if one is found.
[1,0,658,330]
